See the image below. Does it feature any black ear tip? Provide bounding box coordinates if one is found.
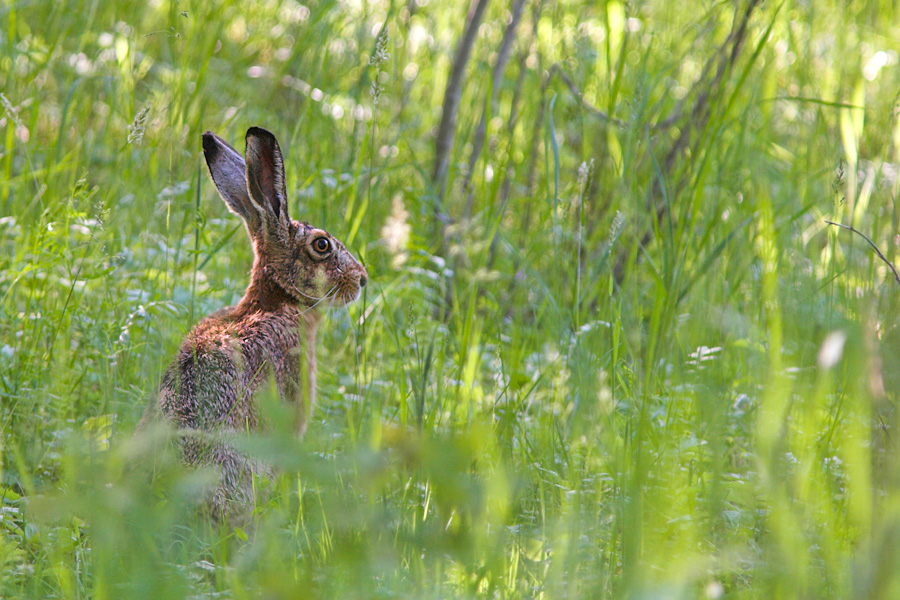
[202,132,219,159]
[246,126,278,147]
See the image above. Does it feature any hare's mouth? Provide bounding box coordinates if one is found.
[331,282,363,306]
[325,266,366,307]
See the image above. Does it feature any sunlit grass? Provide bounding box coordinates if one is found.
[2,0,900,597]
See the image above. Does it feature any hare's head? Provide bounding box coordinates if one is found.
[202,127,367,307]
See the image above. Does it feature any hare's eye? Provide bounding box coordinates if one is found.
[313,237,331,254]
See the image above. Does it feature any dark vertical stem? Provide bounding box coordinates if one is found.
[431,0,492,317]
[432,0,492,201]
[462,0,527,218]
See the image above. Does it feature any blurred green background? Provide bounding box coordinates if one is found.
[2,0,900,597]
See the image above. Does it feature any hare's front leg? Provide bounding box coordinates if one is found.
[279,325,317,437]
[280,367,315,436]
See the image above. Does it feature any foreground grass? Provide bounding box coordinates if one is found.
[2,0,900,597]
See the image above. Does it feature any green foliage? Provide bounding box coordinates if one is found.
[2,0,900,597]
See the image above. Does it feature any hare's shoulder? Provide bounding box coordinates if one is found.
[198,304,308,345]
[172,304,308,374]
[234,305,309,350]
[178,306,244,354]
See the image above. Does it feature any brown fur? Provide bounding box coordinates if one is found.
[147,127,367,519]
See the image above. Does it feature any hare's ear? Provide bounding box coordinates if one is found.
[202,131,264,236]
[244,127,290,226]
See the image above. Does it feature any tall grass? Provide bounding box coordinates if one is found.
[2,0,900,597]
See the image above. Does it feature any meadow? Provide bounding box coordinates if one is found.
[2,0,900,597]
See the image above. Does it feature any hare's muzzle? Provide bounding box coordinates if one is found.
[349,266,368,299]
[332,262,367,306]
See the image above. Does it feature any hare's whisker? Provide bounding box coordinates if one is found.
[300,283,339,314]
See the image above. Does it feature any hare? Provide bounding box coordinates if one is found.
[148,126,367,519]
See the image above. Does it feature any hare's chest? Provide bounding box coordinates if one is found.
[240,310,308,388]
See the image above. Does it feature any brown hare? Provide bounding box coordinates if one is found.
[148,126,367,519]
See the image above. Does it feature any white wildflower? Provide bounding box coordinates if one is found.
[576,158,594,192]
[608,210,625,241]
[0,93,24,129]
[368,27,390,106]
[370,77,384,105]
[381,194,411,268]
[128,105,151,146]
[369,26,391,67]
[818,330,846,369]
